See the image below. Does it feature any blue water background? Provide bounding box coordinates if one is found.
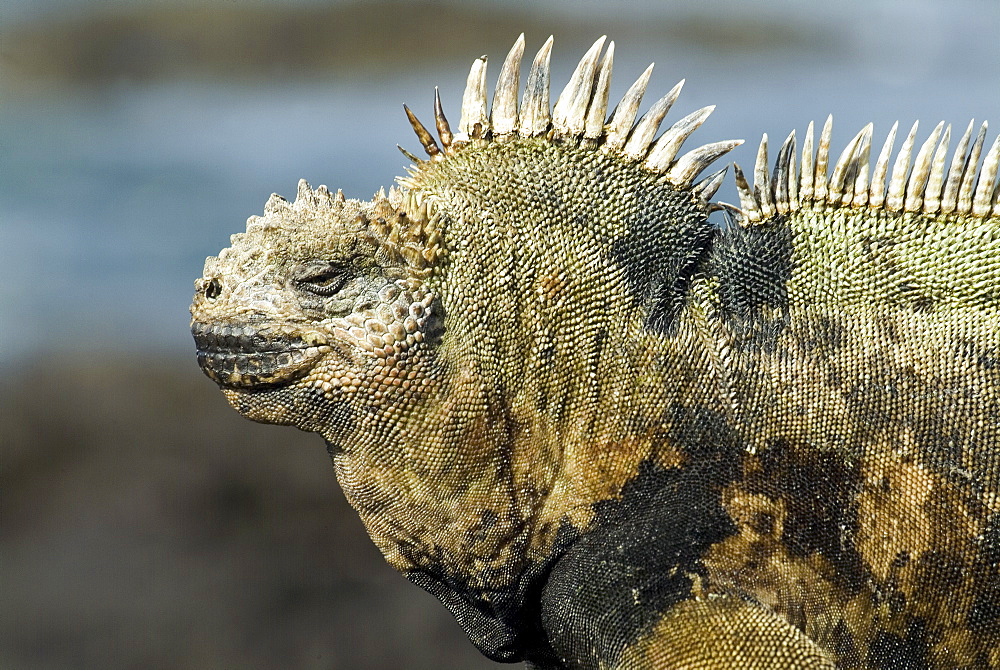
[1,0,998,365]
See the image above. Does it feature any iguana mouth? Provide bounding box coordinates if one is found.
[192,321,329,388]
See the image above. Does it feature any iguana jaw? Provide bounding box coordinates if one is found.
[192,320,332,389]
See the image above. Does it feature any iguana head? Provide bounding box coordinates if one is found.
[191,183,443,432]
[190,35,740,659]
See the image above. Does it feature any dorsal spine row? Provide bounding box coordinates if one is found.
[736,117,1000,225]
[401,35,742,194]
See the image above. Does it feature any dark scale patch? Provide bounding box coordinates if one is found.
[833,619,862,664]
[404,522,577,665]
[887,589,907,616]
[957,337,1000,370]
[800,314,847,357]
[913,410,978,476]
[231,384,356,436]
[706,218,794,350]
[867,620,930,669]
[970,512,1000,631]
[663,402,746,474]
[610,206,715,336]
[746,438,867,592]
[916,550,966,593]
[537,459,738,670]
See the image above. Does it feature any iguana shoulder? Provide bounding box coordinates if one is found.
[190,35,1000,669]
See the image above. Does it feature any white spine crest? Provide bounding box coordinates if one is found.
[400,36,742,190]
[736,117,1000,225]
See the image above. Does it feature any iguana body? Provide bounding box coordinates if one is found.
[190,36,1000,668]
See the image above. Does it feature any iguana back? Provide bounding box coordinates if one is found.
[190,36,1000,668]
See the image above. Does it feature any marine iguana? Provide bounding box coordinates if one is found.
[190,36,1000,668]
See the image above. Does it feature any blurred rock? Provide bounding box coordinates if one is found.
[0,355,499,669]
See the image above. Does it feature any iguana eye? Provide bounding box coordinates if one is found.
[294,262,349,296]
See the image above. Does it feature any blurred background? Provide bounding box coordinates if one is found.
[1,0,997,667]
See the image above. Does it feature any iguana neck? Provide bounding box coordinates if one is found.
[331,137,721,583]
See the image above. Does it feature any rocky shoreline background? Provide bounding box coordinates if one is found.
[2,354,499,668]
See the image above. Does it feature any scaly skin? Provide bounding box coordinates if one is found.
[191,37,1000,669]
[191,135,724,662]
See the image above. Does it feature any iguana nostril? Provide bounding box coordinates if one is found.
[205,277,222,299]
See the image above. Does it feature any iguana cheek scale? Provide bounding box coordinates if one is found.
[191,34,1000,669]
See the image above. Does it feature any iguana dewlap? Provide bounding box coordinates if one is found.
[191,35,1000,669]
